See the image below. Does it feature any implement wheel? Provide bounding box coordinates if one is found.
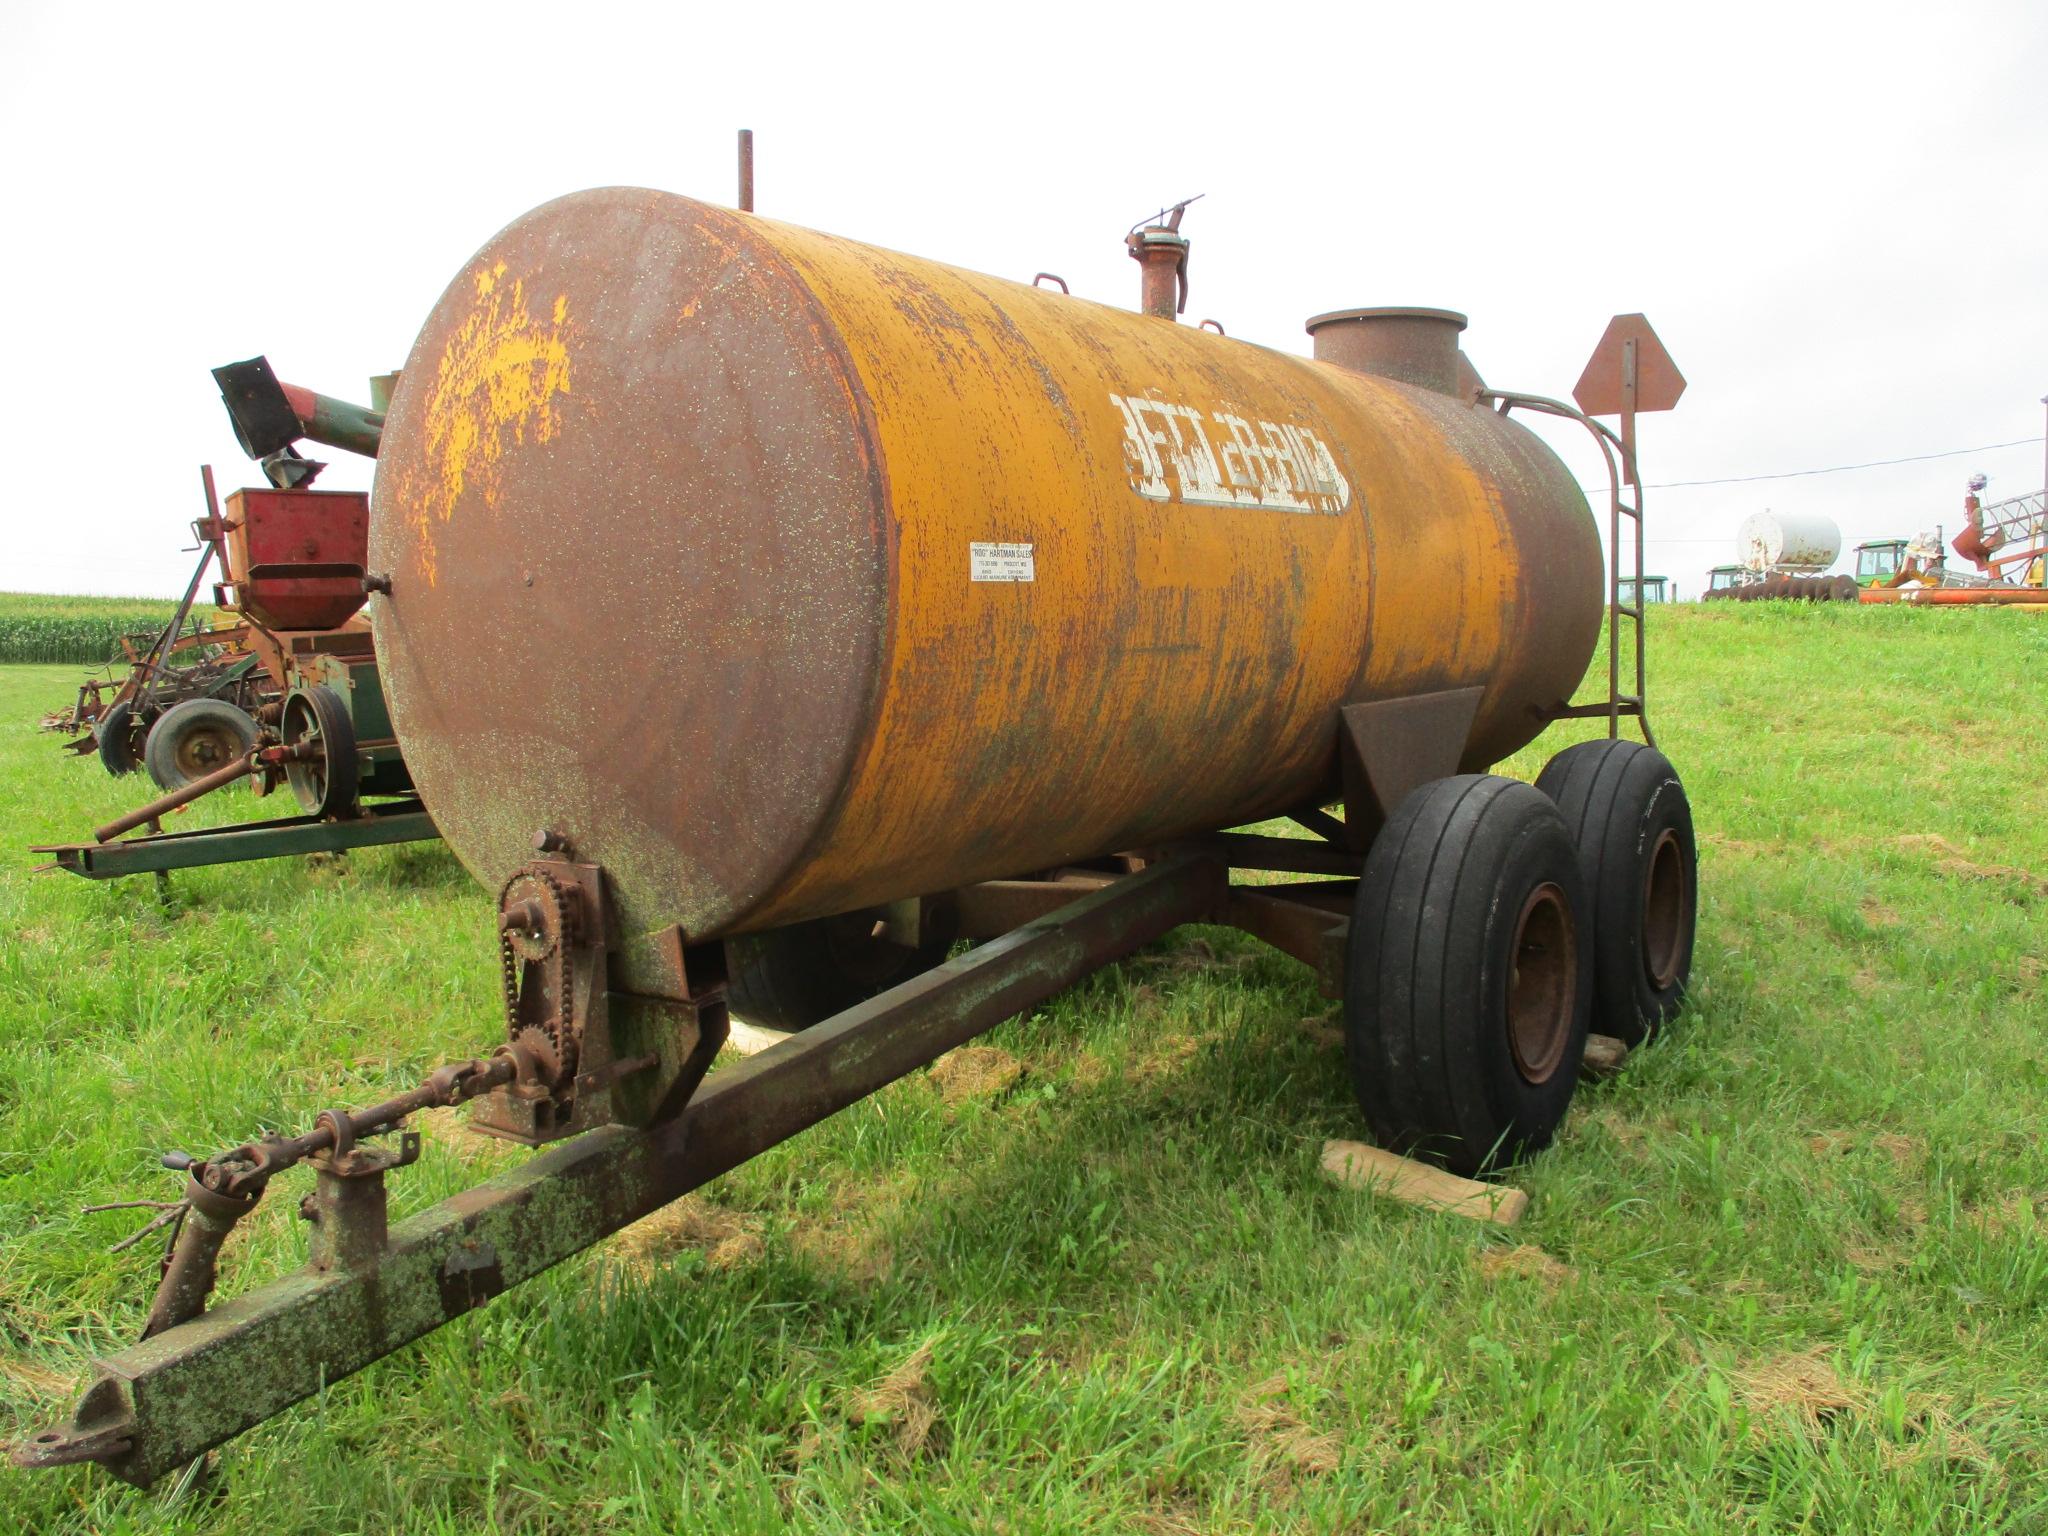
[96,699,141,777]
[1535,740,1697,1045]
[727,909,955,1031]
[1345,775,1593,1176]
[142,699,257,790]
[280,685,360,817]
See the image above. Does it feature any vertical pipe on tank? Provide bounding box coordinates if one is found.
[1127,226,1187,320]
[737,129,755,213]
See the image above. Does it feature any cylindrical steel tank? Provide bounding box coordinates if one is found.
[1737,509,1839,573]
[368,189,1603,943]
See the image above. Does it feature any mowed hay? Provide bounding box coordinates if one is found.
[1235,1373,1342,1495]
[843,1339,941,1457]
[1732,1347,1865,1438]
[1474,1243,1574,1287]
[928,1045,1023,1104]
[607,1195,765,1277]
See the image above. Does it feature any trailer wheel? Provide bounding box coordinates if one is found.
[280,685,360,817]
[726,910,954,1031]
[1345,775,1593,1176]
[96,700,141,776]
[143,699,258,790]
[1534,740,1697,1045]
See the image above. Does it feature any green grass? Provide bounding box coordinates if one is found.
[1,604,2045,1532]
[0,592,217,667]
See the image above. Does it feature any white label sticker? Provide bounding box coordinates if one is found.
[970,541,1035,582]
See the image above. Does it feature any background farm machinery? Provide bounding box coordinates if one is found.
[1703,469,2048,607]
[1853,483,2048,606]
[34,362,437,879]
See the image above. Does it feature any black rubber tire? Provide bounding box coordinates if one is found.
[1534,739,1697,1046]
[96,699,141,777]
[1345,775,1594,1177]
[280,684,360,817]
[726,911,954,1032]
[142,699,258,790]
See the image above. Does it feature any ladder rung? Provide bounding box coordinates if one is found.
[1615,604,1644,620]
[1549,699,1645,721]
[1615,502,1641,519]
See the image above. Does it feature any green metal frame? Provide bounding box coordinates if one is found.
[37,800,438,879]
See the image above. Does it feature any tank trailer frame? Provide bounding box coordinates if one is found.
[22,669,1612,1482]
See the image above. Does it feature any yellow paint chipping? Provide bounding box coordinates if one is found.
[407,263,573,585]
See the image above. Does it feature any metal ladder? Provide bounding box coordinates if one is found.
[1482,390,1655,748]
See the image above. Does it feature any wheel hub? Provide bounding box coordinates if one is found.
[1506,881,1576,1084]
[172,724,239,777]
[1642,828,1687,990]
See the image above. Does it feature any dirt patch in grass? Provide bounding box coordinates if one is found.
[1895,834,2048,897]
[1971,1190,2045,1236]
[929,1045,1023,1104]
[1699,833,1789,858]
[844,1338,941,1457]
[608,1195,764,1277]
[1131,1035,1202,1084]
[1298,1014,1344,1052]
[1235,1372,1341,1494]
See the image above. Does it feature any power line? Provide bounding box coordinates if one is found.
[1630,435,2044,491]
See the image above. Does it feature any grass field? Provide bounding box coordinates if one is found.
[1,604,2044,1533]
[0,592,217,668]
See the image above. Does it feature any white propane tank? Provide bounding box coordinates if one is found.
[1737,509,1840,573]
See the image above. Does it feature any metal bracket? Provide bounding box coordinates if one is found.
[302,1131,420,1272]
[1336,686,1485,848]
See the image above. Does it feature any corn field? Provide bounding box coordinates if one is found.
[0,592,211,666]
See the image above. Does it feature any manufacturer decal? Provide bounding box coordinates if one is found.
[1110,392,1351,514]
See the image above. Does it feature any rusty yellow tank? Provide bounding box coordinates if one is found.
[368,188,1602,942]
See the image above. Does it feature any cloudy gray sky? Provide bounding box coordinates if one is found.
[4,0,2042,597]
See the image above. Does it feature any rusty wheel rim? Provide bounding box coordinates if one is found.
[1642,828,1687,991]
[1506,882,1576,1084]
[172,722,240,780]
[281,694,328,811]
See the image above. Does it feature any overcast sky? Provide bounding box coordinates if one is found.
[4,1,2042,598]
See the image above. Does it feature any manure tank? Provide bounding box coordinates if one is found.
[369,188,1603,943]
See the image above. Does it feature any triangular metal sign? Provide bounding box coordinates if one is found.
[1573,313,1685,417]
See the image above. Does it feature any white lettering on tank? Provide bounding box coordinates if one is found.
[1109,392,1351,514]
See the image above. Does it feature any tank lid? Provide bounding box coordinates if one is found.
[1304,305,1468,332]
[1305,307,1470,396]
